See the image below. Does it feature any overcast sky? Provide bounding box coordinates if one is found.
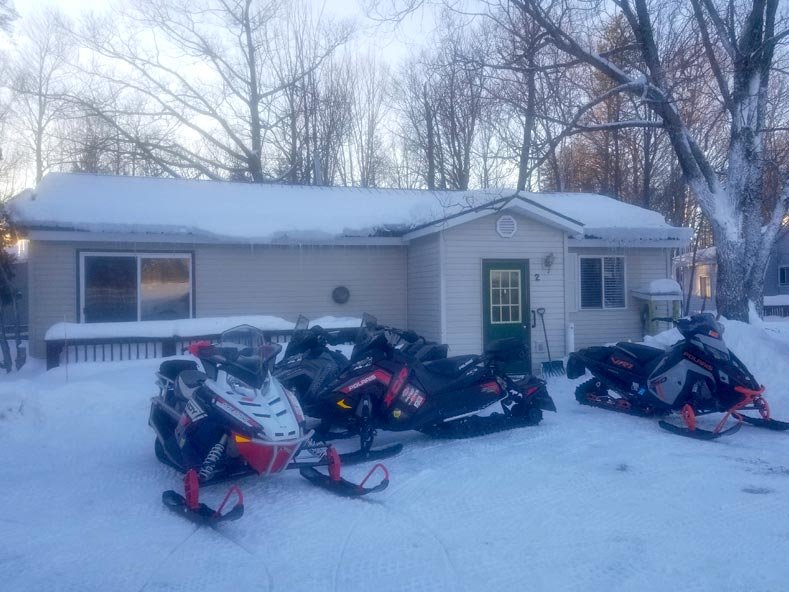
[14,0,439,66]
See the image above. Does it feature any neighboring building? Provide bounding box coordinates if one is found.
[8,173,692,371]
[674,247,718,314]
[675,234,789,317]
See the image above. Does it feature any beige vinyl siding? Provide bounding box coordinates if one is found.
[406,234,442,342]
[27,240,407,358]
[441,212,566,372]
[569,246,671,349]
[195,244,406,324]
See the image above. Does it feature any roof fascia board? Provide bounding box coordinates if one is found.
[24,229,405,246]
[402,197,583,241]
[569,238,691,249]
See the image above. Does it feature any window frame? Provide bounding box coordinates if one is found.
[78,250,195,323]
[779,266,789,287]
[578,255,627,310]
[488,268,523,325]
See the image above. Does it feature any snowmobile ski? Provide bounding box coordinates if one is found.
[162,470,244,524]
[299,446,390,497]
[738,415,789,431]
[658,419,741,440]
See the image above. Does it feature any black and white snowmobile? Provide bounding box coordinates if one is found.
[567,313,789,440]
[306,316,556,454]
[149,325,392,524]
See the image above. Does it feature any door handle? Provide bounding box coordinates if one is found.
[531,310,536,328]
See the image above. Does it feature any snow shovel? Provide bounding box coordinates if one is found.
[536,308,565,377]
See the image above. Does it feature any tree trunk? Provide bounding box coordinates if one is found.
[714,235,749,321]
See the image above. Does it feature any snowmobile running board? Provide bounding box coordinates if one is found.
[658,420,741,440]
[299,447,390,497]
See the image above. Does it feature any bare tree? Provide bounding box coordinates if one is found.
[10,8,72,182]
[73,0,352,182]
[507,0,789,321]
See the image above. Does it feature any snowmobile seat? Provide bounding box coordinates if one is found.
[158,359,199,382]
[484,337,529,362]
[614,343,664,364]
[415,355,482,393]
[175,369,208,400]
[422,355,479,378]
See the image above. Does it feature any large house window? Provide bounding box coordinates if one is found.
[780,266,789,287]
[80,252,192,323]
[580,256,626,309]
[698,275,711,299]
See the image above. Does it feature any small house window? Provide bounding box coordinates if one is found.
[780,266,789,287]
[579,256,626,309]
[80,252,192,323]
[698,275,711,299]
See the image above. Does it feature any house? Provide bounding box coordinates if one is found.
[8,172,692,371]
[675,235,789,317]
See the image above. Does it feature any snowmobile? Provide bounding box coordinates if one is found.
[274,315,447,415]
[149,325,392,524]
[566,313,789,440]
[306,316,556,454]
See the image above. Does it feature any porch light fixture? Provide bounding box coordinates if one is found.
[496,215,518,238]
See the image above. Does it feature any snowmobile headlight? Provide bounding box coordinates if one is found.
[227,375,256,398]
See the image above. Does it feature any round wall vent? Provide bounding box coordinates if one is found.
[496,215,518,238]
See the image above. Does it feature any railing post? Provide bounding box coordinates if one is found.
[162,338,177,358]
[46,340,63,370]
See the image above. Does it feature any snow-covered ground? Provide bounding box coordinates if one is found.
[1,320,789,591]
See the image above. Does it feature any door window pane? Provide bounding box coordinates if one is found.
[84,256,137,323]
[141,258,191,321]
[490,269,522,324]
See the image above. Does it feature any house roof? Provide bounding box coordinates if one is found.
[674,246,717,267]
[7,172,691,245]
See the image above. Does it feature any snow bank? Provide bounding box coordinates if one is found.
[9,172,690,244]
[45,315,361,341]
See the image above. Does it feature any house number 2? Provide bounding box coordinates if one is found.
[534,273,541,281]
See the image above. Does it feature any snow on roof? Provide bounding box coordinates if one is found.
[674,246,717,267]
[8,172,690,244]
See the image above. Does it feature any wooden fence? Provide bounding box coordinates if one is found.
[45,327,359,370]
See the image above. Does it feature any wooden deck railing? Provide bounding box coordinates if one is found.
[45,327,359,370]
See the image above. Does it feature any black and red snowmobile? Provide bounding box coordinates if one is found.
[149,325,391,524]
[274,315,448,416]
[303,316,556,454]
[567,313,789,440]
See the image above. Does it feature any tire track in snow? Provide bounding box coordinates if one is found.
[330,460,460,592]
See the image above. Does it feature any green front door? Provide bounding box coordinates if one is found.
[482,260,531,373]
